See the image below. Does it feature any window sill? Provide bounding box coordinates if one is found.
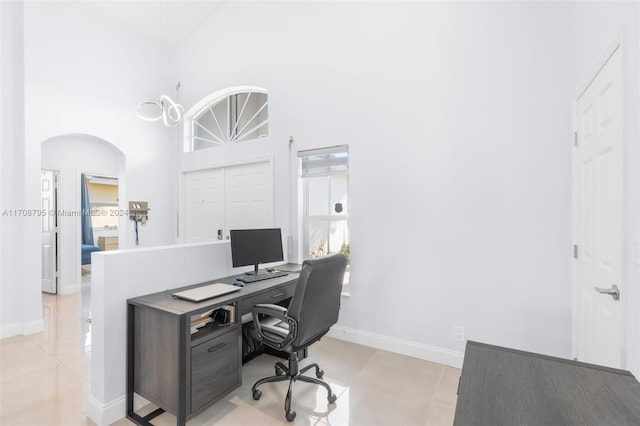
[341,284,350,297]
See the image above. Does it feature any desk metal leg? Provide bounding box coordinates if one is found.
[126,304,167,426]
[126,303,135,420]
[127,409,165,426]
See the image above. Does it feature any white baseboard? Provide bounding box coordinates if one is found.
[87,393,150,425]
[87,395,123,426]
[0,319,44,339]
[327,325,464,369]
[23,318,44,335]
[0,323,22,339]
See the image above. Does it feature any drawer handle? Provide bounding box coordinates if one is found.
[207,342,226,353]
[271,292,285,298]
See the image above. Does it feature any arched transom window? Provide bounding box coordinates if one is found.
[184,86,269,151]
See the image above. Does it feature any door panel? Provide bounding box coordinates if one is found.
[184,169,224,243]
[224,162,273,234]
[41,170,57,294]
[575,45,624,368]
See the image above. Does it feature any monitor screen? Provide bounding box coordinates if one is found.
[230,228,284,274]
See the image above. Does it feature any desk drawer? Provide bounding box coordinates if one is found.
[240,282,296,316]
[190,329,240,413]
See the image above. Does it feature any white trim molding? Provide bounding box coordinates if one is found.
[87,395,122,426]
[87,394,150,426]
[22,318,44,335]
[1,319,44,339]
[328,325,464,369]
[0,323,23,339]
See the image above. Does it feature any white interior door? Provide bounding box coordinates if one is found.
[184,169,225,243]
[574,43,624,368]
[41,170,58,294]
[224,161,273,236]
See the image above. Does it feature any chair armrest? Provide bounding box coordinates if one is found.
[253,303,288,314]
[251,304,297,349]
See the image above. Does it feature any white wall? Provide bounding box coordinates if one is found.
[88,241,238,425]
[41,134,125,294]
[24,1,178,249]
[174,1,576,360]
[572,1,640,376]
[0,2,183,336]
[0,0,3,335]
[0,1,43,337]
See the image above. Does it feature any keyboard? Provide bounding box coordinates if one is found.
[239,270,289,283]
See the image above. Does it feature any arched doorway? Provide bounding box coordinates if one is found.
[41,134,125,295]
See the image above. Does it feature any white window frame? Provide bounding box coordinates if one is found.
[298,145,350,288]
[182,86,268,152]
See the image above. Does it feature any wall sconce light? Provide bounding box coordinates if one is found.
[136,94,184,127]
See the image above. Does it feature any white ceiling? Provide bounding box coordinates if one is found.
[84,1,225,46]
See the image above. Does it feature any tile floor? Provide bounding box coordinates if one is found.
[1,287,92,425]
[1,283,459,426]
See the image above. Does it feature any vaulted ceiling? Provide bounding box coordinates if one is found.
[84,1,225,46]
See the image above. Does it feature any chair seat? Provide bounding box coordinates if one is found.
[260,317,290,342]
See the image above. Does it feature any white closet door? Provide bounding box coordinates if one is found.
[224,161,273,236]
[183,161,273,243]
[184,169,225,243]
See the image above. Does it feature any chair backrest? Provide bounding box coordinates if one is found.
[287,253,347,348]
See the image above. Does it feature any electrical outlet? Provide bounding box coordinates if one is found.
[454,326,465,342]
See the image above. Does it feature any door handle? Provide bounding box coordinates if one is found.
[594,284,620,301]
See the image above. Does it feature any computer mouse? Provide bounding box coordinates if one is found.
[266,268,276,273]
[234,280,244,287]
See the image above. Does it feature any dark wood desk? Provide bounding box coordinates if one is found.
[454,341,640,425]
[126,271,299,426]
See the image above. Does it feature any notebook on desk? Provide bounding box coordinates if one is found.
[171,283,240,302]
[274,263,302,273]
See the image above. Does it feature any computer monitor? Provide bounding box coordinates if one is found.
[229,228,284,275]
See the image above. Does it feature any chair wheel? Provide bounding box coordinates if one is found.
[275,366,285,376]
[286,410,296,422]
[252,389,262,400]
[316,369,324,378]
[328,393,337,404]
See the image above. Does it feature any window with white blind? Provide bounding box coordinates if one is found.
[299,145,350,287]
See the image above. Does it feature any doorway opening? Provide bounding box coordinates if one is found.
[41,133,126,295]
[81,174,119,280]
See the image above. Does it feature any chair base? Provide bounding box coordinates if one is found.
[252,353,337,422]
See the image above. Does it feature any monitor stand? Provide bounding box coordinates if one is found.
[245,264,261,275]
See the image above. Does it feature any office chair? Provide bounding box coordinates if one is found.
[250,253,347,422]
